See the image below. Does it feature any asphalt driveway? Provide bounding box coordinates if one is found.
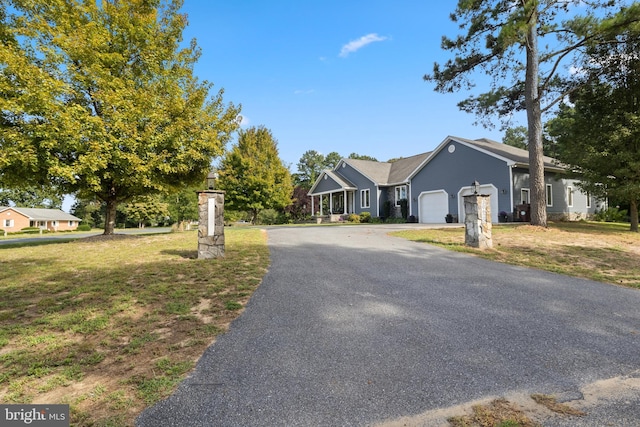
[137,225,640,426]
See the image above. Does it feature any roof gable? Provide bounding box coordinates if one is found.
[340,152,431,186]
[409,135,566,180]
[6,207,81,221]
[308,170,356,194]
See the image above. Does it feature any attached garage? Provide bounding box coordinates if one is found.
[418,190,449,223]
[457,184,499,223]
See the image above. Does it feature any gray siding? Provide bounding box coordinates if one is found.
[313,175,344,194]
[335,163,378,216]
[512,169,600,219]
[410,140,512,219]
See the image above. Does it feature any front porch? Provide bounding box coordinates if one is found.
[311,190,355,222]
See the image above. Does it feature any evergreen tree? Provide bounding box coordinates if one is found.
[424,0,640,227]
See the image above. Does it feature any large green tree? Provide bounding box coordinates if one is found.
[425,0,640,227]
[0,0,239,234]
[294,150,344,189]
[547,27,640,232]
[218,126,292,224]
[295,150,325,189]
[0,185,63,208]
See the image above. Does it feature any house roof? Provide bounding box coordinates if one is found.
[324,170,357,190]
[308,170,357,195]
[408,136,566,180]
[454,136,563,170]
[0,207,81,221]
[340,152,431,186]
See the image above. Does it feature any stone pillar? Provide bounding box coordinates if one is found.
[197,190,225,259]
[464,194,493,249]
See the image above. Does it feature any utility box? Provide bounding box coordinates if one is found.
[516,204,531,222]
[197,190,225,259]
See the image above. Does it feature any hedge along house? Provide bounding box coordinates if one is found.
[0,207,82,232]
[308,135,602,223]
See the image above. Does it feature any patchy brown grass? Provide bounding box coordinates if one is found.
[448,398,540,427]
[392,221,640,288]
[0,228,268,426]
[530,394,586,416]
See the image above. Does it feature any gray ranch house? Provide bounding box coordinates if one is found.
[308,136,604,223]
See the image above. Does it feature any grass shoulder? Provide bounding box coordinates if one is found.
[0,228,269,426]
[391,221,640,288]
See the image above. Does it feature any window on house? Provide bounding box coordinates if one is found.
[360,189,370,209]
[69,221,75,227]
[51,221,58,227]
[546,184,553,207]
[586,192,591,209]
[3,219,13,227]
[521,188,530,204]
[567,186,574,207]
[395,185,407,206]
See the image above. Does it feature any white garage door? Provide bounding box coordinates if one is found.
[458,184,499,223]
[419,190,449,223]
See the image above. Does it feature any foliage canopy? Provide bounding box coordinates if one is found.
[0,0,240,234]
[218,126,292,224]
[424,0,640,227]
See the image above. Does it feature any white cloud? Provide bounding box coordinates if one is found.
[237,114,250,126]
[339,33,388,58]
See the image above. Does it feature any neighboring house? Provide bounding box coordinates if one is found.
[0,207,82,232]
[308,136,603,223]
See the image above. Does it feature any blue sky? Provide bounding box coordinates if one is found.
[179,1,515,169]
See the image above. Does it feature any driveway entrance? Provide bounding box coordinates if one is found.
[138,225,640,426]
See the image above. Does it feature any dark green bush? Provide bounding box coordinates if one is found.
[399,198,408,220]
[594,207,627,222]
[360,212,371,223]
[77,224,92,231]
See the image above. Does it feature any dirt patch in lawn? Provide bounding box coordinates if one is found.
[0,229,269,426]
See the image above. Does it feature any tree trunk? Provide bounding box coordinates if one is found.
[524,3,547,227]
[104,198,117,235]
[630,199,638,232]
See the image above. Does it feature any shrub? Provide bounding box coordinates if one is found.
[360,212,372,223]
[347,213,361,223]
[594,207,627,222]
[399,198,408,220]
[257,209,279,225]
[77,224,92,231]
[20,227,45,234]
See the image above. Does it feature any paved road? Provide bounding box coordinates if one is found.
[137,225,640,426]
[0,227,172,245]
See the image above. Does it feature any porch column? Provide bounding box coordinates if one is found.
[343,190,347,214]
[329,193,333,214]
[311,196,315,216]
[319,195,323,215]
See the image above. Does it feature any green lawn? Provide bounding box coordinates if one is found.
[0,228,269,426]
